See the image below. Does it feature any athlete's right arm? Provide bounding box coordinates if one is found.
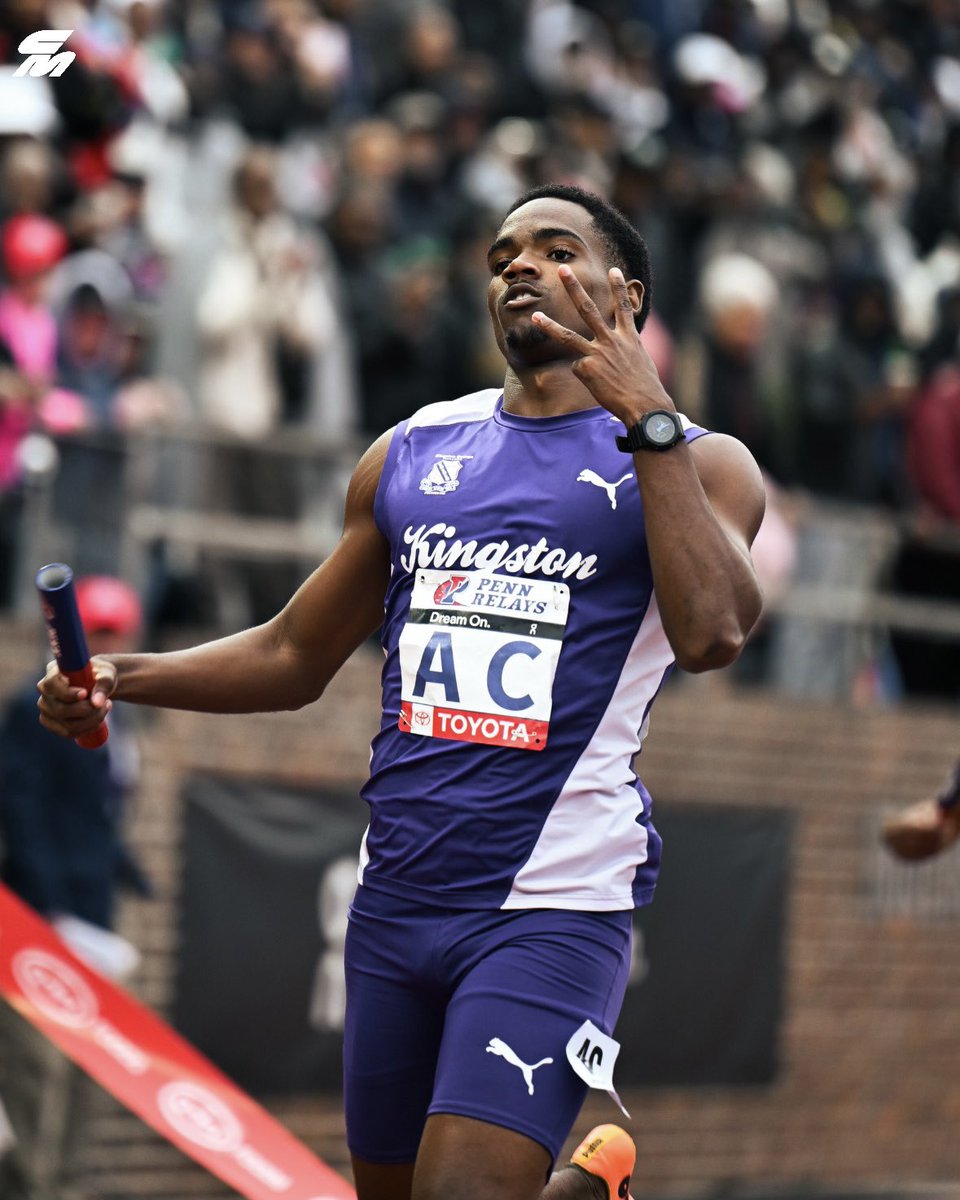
[37,430,395,741]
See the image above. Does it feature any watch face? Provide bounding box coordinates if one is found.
[644,412,680,445]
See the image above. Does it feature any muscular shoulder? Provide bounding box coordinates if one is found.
[688,429,762,474]
[354,389,501,499]
[688,432,767,546]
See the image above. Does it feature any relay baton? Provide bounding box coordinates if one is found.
[36,563,109,749]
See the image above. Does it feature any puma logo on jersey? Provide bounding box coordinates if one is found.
[485,1037,553,1095]
[576,469,634,510]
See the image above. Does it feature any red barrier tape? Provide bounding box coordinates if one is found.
[0,883,356,1200]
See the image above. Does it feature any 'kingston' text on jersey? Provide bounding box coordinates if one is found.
[400,523,599,580]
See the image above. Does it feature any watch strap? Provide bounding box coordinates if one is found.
[616,410,684,453]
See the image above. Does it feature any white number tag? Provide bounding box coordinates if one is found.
[566,1019,631,1119]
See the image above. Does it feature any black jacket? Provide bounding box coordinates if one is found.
[0,681,149,930]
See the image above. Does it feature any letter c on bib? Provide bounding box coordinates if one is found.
[487,641,540,711]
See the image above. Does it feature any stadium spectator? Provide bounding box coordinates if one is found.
[194,142,340,621]
[0,214,67,395]
[95,162,168,304]
[267,0,375,121]
[55,282,127,423]
[388,91,459,241]
[917,285,960,384]
[675,251,783,477]
[789,272,915,506]
[352,234,461,436]
[889,358,960,700]
[0,345,33,609]
[387,4,465,107]
[0,214,70,607]
[196,143,336,437]
[0,138,61,225]
[188,2,331,142]
[0,574,150,1200]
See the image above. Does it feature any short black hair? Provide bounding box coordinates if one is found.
[506,184,653,330]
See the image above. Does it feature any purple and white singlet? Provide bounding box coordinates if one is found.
[358,388,710,912]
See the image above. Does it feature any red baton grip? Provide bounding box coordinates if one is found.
[64,664,109,749]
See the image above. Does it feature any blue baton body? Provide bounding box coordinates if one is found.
[36,563,109,749]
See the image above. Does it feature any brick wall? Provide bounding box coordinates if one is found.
[2,620,959,1199]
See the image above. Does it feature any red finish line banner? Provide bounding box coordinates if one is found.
[0,883,356,1200]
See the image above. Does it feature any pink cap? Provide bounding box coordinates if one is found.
[2,214,68,280]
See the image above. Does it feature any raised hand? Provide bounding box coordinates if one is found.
[531,266,672,427]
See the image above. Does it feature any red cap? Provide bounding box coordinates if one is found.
[75,576,142,637]
[2,214,68,281]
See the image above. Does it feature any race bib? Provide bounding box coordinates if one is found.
[397,569,570,752]
[565,1019,630,1119]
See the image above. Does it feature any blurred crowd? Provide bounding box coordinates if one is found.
[0,0,958,694]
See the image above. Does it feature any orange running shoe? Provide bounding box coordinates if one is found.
[568,1123,636,1200]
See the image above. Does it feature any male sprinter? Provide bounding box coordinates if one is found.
[39,185,766,1200]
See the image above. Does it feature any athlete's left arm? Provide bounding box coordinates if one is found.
[643,430,765,673]
[530,264,765,672]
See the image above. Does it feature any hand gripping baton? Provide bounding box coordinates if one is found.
[36,563,109,749]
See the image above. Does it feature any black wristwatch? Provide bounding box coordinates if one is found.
[616,409,685,453]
